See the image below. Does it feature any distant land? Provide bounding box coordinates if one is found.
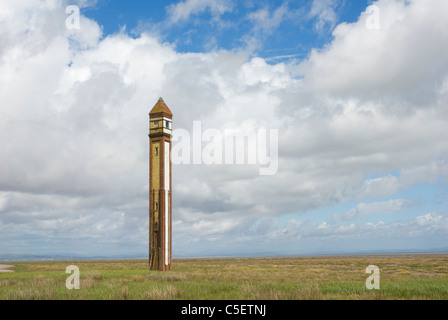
[0,254,146,263]
[1,248,448,262]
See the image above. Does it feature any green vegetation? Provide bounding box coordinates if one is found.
[0,255,447,300]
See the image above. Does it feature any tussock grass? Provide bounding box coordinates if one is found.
[142,284,180,300]
[0,254,447,300]
[0,279,11,287]
[148,272,187,282]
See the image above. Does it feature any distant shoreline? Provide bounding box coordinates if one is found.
[1,251,448,263]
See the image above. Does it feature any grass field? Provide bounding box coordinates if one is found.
[1,254,447,300]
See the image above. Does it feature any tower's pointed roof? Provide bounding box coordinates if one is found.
[149,97,173,118]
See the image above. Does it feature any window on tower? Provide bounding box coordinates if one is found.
[166,121,169,128]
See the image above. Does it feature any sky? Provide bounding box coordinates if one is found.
[0,0,447,258]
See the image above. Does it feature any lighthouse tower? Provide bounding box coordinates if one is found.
[149,98,173,271]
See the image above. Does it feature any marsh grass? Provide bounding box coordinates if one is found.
[0,254,447,300]
[142,284,180,300]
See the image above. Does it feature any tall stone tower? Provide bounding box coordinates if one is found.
[149,98,173,271]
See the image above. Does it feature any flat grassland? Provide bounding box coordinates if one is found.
[0,254,447,300]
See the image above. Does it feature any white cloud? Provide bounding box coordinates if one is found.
[243,2,298,51]
[308,0,339,31]
[0,0,447,256]
[247,2,289,35]
[301,0,448,103]
[166,0,233,24]
[340,199,414,220]
[247,213,448,243]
